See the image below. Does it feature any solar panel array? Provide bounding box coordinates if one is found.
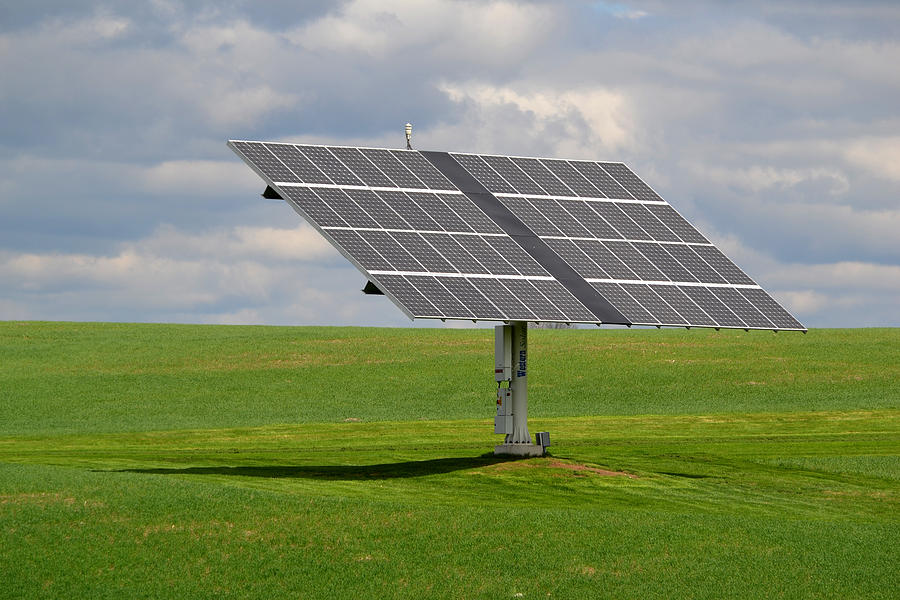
[229,140,805,331]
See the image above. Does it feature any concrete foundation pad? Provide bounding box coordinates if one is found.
[494,443,545,457]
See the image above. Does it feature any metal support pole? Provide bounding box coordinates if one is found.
[507,321,530,444]
[494,321,545,457]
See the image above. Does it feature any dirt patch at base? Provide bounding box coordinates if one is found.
[547,460,638,478]
[484,458,637,479]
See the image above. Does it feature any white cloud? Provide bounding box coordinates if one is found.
[843,136,900,182]
[687,163,849,194]
[437,82,635,156]
[289,0,557,65]
[0,223,406,326]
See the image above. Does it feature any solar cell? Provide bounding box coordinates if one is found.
[575,240,637,280]
[592,282,656,324]
[480,155,546,195]
[265,144,332,184]
[439,277,505,320]
[644,204,709,244]
[599,163,663,202]
[437,194,504,234]
[344,189,409,229]
[540,159,603,197]
[326,229,391,271]
[738,288,804,330]
[510,157,574,197]
[569,161,631,199]
[359,148,427,189]
[604,241,667,280]
[626,284,687,325]
[389,231,457,273]
[496,197,563,236]
[557,201,621,239]
[280,187,348,227]
[681,286,746,328]
[526,198,592,237]
[411,192,473,233]
[663,244,728,284]
[618,203,680,242]
[469,278,537,321]
[407,276,474,318]
[232,141,299,183]
[391,151,456,190]
[591,203,650,240]
[374,274,443,318]
[691,246,756,286]
[376,191,443,231]
[328,147,395,187]
[314,187,379,228]
[543,238,608,279]
[634,243,698,282]
[453,235,519,276]
[229,140,804,331]
[489,236,550,277]
[295,145,364,186]
[502,279,567,321]
[530,279,597,322]
[421,233,489,274]
[451,153,517,194]
[709,287,775,329]
[359,230,425,272]
[650,285,717,326]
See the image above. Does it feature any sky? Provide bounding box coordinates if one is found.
[1,0,898,329]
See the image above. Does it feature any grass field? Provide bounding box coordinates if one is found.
[1,322,898,598]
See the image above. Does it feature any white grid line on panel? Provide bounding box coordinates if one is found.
[586,278,761,289]
[321,226,505,237]
[274,181,462,195]
[541,235,713,247]
[368,271,556,281]
[493,192,666,205]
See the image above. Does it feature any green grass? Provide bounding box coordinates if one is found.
[1,322,898,598]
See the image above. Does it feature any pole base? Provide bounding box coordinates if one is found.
[494,443,545,457]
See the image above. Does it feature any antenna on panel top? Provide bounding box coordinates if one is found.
[405,122,413,150]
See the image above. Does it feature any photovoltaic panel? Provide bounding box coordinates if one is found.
[229,140,805,331]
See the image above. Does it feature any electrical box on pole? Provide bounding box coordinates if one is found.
[495,324,512,381]
[494,325,513,434]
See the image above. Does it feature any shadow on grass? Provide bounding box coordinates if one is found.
[113,455,516,480]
